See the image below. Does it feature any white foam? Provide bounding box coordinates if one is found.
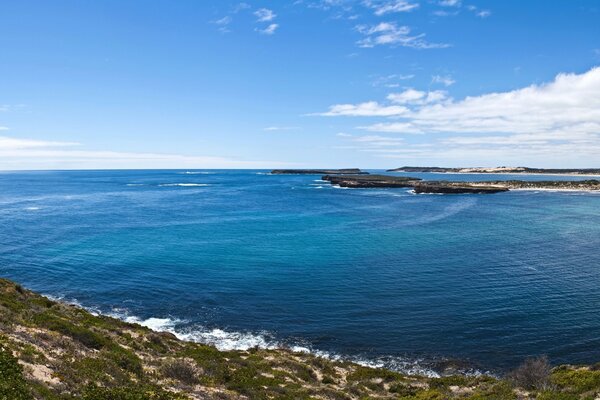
[126,183,145,186]
[179,171,214,175]
[41,296,480,378]
[158,183,209,187]
[24,206,40,210]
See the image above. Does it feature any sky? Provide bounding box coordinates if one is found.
[1,0,599,169]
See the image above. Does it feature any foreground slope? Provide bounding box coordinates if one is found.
[2,278,600,399]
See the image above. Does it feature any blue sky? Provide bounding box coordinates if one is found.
[1,0,599,169]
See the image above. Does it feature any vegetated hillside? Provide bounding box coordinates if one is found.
[1,278,600,399]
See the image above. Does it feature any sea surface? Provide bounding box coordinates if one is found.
[1,169,600,375]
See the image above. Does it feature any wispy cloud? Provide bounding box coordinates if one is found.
[372,73,415,88]
[264,126,301,131]
[256,23,279,35]
[211,16,232,33]
[439,0,460,6]
[431,74,455,86]
[313,101,409,117]
[232,2,251,13]
[0,136,80,150]
[466,4,491,18]
[364,0,419,16]
[0,136,284,169]
[254,8,277,22]
[356,22,449,49]
[387,88,448,104]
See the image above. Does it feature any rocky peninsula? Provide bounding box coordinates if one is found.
[323,174,421,188]
[3,278,600,399]
[271,168,368,175]
[322,175,600,193]
[387,166,600,175]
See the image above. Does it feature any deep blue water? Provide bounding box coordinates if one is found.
[1,169,600,375]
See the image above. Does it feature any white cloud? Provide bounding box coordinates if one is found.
[0,126,8,131]
[256,23,279,35]
[439,0,460,6]
[364,0,419,16]
[0,136,80,150]
[336,132,353,137]
[233,2,251,13]
[366,67,600,136]
[318,67,600,165]
[254,8,276,22]
[387,89,448,104]
[0,136,284,170]
[356,22,449,49]
[431,74,455,86]
[313,101,409,116]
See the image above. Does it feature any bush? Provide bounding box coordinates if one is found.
[0,341,32,400]
[160,359,199,385]
[82,384,186,400]
[507,355,552,390]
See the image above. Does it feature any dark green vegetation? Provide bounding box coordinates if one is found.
[2,278,600,399]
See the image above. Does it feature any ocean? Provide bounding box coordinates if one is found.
[1,169,599,375]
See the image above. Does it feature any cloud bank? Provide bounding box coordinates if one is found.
[320,67,600,165]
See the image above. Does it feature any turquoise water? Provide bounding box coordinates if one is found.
[1,170,600,375]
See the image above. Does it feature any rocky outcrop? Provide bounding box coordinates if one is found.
[414,182,509,194]
[322,174,421,188]
[271,168,368,175]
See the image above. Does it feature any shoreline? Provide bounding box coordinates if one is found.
[4,277,600,398]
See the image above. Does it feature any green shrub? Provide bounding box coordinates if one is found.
[160,359,199,385]
[32,312,108,350]
[0,341,32,400]
[551,367,600,394]
[82,384,187,400]
[536,391,579,400]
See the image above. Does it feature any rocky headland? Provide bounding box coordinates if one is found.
[387,166,600,175]
[271,169,368,175]
[321,175,600,194]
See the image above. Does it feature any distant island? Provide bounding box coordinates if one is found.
[271,168,368,175]
[388,166,600,175]
[322,174,600,193]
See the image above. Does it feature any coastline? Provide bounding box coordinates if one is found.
[4,277,600,399]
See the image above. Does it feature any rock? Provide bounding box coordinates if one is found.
[322,174,421,188]
[271,169,368,175]
[413,182,509,194]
